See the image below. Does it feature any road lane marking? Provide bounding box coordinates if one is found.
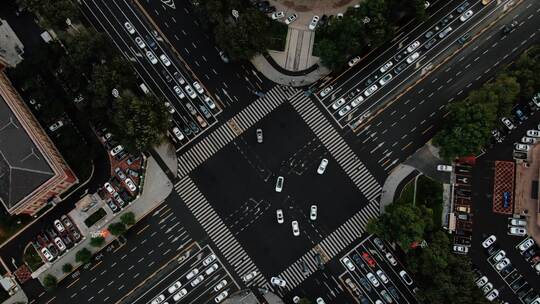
[90,261,102,271]
[137,224,150,235]
[66,278,80,289]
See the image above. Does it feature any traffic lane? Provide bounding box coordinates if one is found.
[351,0,540,173]
[331,0,499,128]
[103,0,218,129]
[315,0,468,103]
[140,0,273,107]
[34,204,192,303]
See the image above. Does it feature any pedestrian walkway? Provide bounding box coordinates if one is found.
[174,177,266,287]
[176,85,299,177]
[265,200,380,292]
[289,93,382,201]
[380,164,416,212]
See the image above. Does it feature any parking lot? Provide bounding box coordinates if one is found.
[34,215,82,263]
[338,235,418,304]
[131,244,239,304]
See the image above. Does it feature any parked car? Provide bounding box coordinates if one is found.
[437,164,453,172]
[348,56,361,67]
[319,86,333,97]
[482,235,497,248]
[285,13,298,25]
[49,120,64,132]
[501,117,515,130]
[291,220,300,236]
[341,257,355,271]
[308,15,320,30]
[271,11,285,19]
[453,245,469,254]
[509,226,526,236]
[399,270,413,285]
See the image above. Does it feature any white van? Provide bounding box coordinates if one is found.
[139,83,150,95]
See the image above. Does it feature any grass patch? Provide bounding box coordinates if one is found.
[23,245,44,272]
[84,208,106,227]
[399,175,443,227]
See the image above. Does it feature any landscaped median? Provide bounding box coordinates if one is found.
[35,156,173,289]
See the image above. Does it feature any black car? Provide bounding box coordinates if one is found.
[359,277,372,292]
[189,121,200,134]
[145,35,157,50]
[256,0,269,8]
[107,200,119,213]
[262,6,275,13]
[424,38,437,50]
[500,264,515,277]
[389,286,400,299]
[394,63,408,75]
[511,277,526,291]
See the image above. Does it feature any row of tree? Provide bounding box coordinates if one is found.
[14,0,170,153]
[434,45,540,160]
[315,0,427,70]
[366,182,487,303]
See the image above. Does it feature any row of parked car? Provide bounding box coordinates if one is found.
[36,215,81,262]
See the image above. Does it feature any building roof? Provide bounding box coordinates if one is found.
[0,93,53,209]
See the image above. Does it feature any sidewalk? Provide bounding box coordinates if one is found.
[380,164,417,212]
[36,156,173,284]
[251,54,329,86]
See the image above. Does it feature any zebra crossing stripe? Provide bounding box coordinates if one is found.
[288,94,382,203]
[175,176,265,286]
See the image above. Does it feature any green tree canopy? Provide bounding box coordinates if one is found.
[108,222,127,236]
[43,274,58,290]
[90,236,105,247]
[62,263,73,273]
[17,0,79,30]
[120,212,136,226]
[75,248,92,264]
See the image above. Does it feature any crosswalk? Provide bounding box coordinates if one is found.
[177,85,299,177]
[267,200,380,291]
[174,176,266,287]
[288,93,382,202]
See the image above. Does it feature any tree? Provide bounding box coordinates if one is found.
[17,0,79,30]
[113,91,170,153]
[298,298,312,304]
[90,236,105,247]
[120,212,136,226]
[62,263,73,273]
[108,222,127,236]
[366,201,433,251]
[75,248,92,264]
[43,274,57,290]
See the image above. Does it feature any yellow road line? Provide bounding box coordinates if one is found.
[402,141,413,151]
[422,125,434,134]
[136,224,150,235]
[90,261,102,271]
[66,278,80,289]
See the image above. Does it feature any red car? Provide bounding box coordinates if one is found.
[362,252,376,267]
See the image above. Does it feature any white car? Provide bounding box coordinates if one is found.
[527,130,540,137]
[41,247,54,261]
[291,220,300,236]
[215,290,228,303]
[522,137,535,144]
[190,275,204,287]
[366,272,380,287]
[407,41,420,53]
[316,298,326,304]
[168,281,182,294]
[276,209,284,224]
[173,289,187,301]
[453,245,468,254]
[285,13,298,25]
[406,52,420,64]
[364,84,378,96]
[159,54,171,66]
[49,120,63,132]
[164,102,175,113]
[151,295,165,304]
[482,282,493,294]
[185,85,197,99]
[376,270,389,284]
[486,289,499,301]
[509,226,526,236]
[146,51,158,64]
[104,182,115,194]
[310,205,317,220]
[493,250,506,262]
[134,37,145,48]
[348,56,361,67]
[319,86,333,97]
[437,164,452,172]
[482,235,496,248]
[515,143,530,152]
[275,176,284,192]
[173,127,184,141]
[214,279,227,291]
[379,61,393,73]
[309,15,319,30]
[385,252,397,266]
[205,263,219,275]
[378,74,392,86]
[54,237,66,251]
[476,276,488,287]
[203,254,216,266]
[338,105,351,116]
[125,178,137,192]
[519,238,535,252]
[460,9,474,22]
[271,11,285,19]
[271,277,287,287]
[173,86,185,99]
[53,219,65,232]
[242,270,257,282]
[495,258,510,271]
[110,145,124,156]
[331,98,346,110]
[186,268,199,280]
[399,270,413,285]
[193,81,204,94]
[124,22,135,34]
[501,117,515,130]
[351,96,364,107]
[510,219,526,226]
[204,95,216,110]
[341,257,355,271]
[317,158,328,174]
[438,26,453,38]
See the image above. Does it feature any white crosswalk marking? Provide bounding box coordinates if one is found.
[177,86,299,177]
[288,93,382,201]
[174,176,266,287]
[265,200,380,291]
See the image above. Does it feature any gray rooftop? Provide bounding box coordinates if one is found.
[0,93,53,210]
